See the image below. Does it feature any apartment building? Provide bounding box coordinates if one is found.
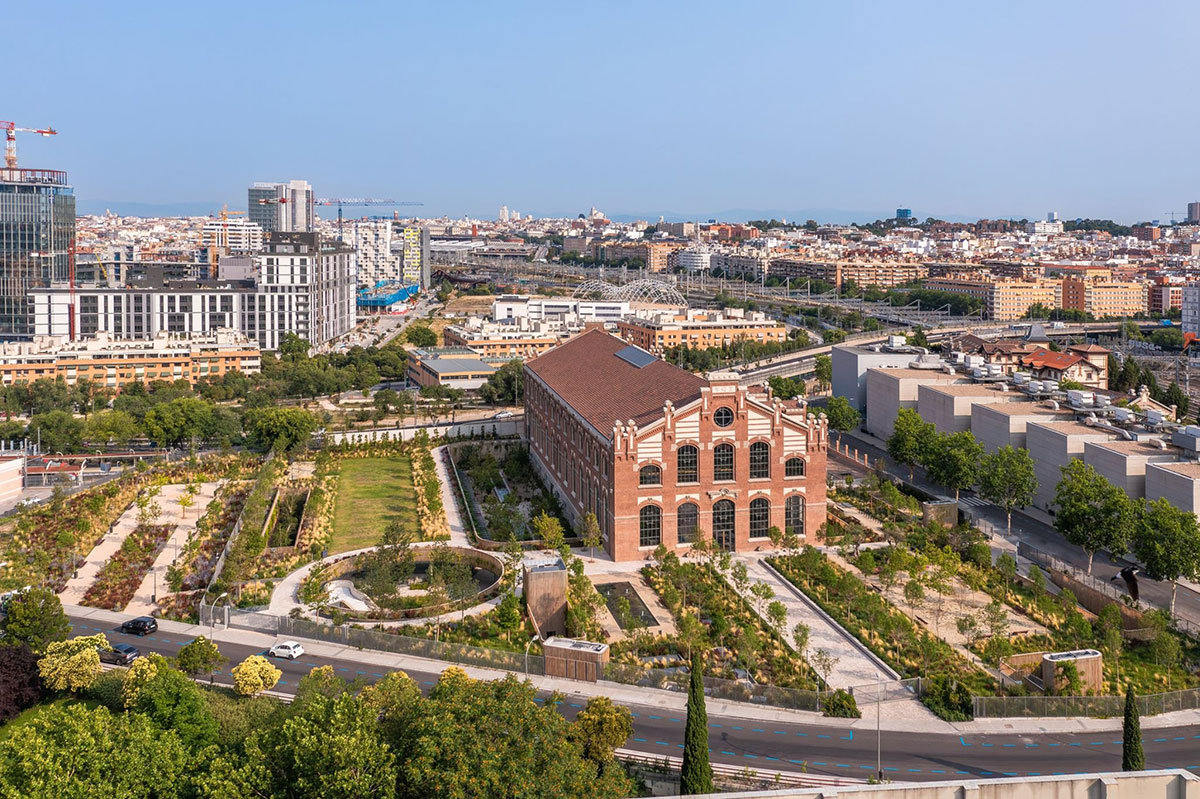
[614,308,786,353]
[0,329,260,390]
[710,249,772,278]
[768,260,927,289]
[523,329,827,561]
[598,240,685,272]
[1060,277,1148,318]
[345,219,399,285]
[492,295,630,325]
[442,319,569,359]
[31,232,356,351]
[394,225,430,288]
[200,218,263,253]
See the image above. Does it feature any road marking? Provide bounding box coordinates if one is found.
[841,730,854,741]
[959,737,971,746]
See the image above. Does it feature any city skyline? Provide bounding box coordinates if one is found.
[7,0,1199,223]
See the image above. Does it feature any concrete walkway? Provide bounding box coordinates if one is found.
[735,555,899,691]
[431,444,471,547]
[125,482,221,616]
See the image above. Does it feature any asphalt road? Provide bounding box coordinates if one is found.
[71,615,1200,783]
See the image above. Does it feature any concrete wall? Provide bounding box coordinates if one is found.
[830,345,915,412]
[865,368,962,441]
[1026,422,1116,511]
[1146,462,1200,515]
[969,402,1071,454]
[667,769,1200,799]
[917,385,1013,434]
[1084,441,1178,500]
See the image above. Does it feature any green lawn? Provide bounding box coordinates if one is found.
[330,456,419,553]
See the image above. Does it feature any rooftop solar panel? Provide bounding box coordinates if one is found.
[614,344,656,369]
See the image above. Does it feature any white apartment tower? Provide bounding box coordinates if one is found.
[346,219,399,285]
[200,218,264,253]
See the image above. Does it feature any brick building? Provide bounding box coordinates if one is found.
[523,329,827,561]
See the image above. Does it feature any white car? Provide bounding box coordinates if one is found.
[268,641,305,660]
[494,410,514,419]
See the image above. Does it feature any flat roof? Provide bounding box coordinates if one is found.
[1027,420,1118,436]
[974,401,1070,417]
[419,357,496,375]
[920,383,1011,397]
[865,367,961,380]
[1150,461,1200,478]
[1087,439,1179,457]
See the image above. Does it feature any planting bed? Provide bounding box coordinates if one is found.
[81,524,174,611]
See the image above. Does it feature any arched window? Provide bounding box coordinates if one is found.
[749,442,770,479]
[785,457,805,477]
[639,505,662,548]
[677,445,699,483]
[749,498,770,538]
[712,499,736,551]
[639,464,662,486]
[785,495,805,537]
[677,502,699,544]
[713,443,734,482]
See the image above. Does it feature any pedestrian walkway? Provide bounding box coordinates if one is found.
[733,555,899,690]
[431,444,471,548]
[125,482,221,615]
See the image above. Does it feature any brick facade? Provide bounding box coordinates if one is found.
[523,329,827,561]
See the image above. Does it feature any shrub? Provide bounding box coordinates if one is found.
[231,655,281,696]
[822,689,861,718]
[922,675,973,721]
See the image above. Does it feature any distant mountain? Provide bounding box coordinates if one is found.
[607,208,981,225]
[77,200,224,218]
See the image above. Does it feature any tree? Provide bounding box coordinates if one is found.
[494,591,521,637]
[0,644,43,722]
[478,360,524,406]
[995,552,1018,601]
[1122,685,1144,771]
[824,395,861,432]
[122,655,160,707]
[84,409,140,446]
[243,406,317,452]
[1132,497,1200,615]
[813,354,832,391]
[204,691,396,799]
[810,648,839,687]
[791,622,810,661]
[979,446,1037,534]
[578,511,602,561]
[924,431,983,501]
[532,510,566,552]
[1054,459,1134,574]
[231,654,282,696]
[0,703,189,797]
[0,587,70,653]
[680,650,714,795]
[405,325,438,347]
[766,600,788,636]
[572,696,633,776]
[888,408,935,479]
[174,635,228,684]
[38,634,108,692]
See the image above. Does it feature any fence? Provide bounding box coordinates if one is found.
[1017,541,1200,639]
[974,686,1200,719]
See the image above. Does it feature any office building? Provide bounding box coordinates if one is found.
[1188,201,1200,224]
[0,329,259,390]
[247,180,315,233]
[0,166,75,339]
[614,308,786,353]
[523,329,828,561]
[492,295,630,325]
[405,347,506,390]
[896,207,912,220]
[200,218,264,253]
[830,338,927,412]
[32,232,355,351]
[1026,212,1064,236]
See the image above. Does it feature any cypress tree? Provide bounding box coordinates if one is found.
[680,650,714,795]
[1122,684,1144,771]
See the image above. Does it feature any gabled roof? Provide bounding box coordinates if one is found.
[524,328,707,439]
[1021,350,1094,372]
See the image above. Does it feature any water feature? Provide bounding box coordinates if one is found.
[596,581,658,629]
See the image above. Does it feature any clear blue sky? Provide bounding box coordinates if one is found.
[8,1,1197,222]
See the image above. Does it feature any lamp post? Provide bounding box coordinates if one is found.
[210,591,229,640]
[524,634,540,676]
[876,677,883,783]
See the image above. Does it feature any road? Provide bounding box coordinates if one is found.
[71,613,1200,783]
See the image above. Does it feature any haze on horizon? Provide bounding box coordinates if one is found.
[7,0,1196,223]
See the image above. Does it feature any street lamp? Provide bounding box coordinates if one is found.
[209,591,229,640]
[524,634,541,676]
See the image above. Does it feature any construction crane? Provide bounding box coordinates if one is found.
[314,198,424,239]
[0,120,56,170]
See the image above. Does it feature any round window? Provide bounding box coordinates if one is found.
[714,407,734,427]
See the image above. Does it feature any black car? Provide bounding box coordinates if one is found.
[100,642,140,666]
[120,616,158,636]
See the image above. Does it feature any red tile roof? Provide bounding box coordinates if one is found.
[524,328,707,439]
[1021,350,1087,371]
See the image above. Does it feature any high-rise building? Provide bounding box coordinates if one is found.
[1187,202,1200,224]
[247,180,314,233]
[0,166,75,339]
[499,205,509,223]
[200,218,264,253]
[896,207,913,220]
[393,225,430,287]
[345,219,399,285]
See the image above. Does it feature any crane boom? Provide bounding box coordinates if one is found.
[312,199,424,239]
[0,120,57,170]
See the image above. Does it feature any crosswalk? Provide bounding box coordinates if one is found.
[958,496,989,508]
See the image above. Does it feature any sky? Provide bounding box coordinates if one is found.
[7,1,1198,222]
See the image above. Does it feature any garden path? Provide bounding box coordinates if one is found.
[734,554,899,690]
[432,444,471,548]
[124,482,222,616]
[59,510,139,605]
